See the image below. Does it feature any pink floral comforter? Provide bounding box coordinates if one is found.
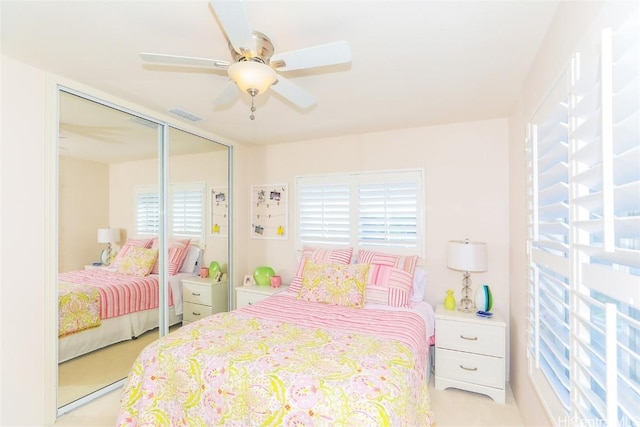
[117,294,435,426]
[58,282,101,337]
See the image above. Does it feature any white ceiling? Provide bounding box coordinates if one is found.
[1,0,560,146]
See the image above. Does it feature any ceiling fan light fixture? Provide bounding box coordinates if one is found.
[228,61,277,95]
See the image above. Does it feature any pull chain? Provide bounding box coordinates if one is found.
[247,88,258,120]
[250,95,256,120]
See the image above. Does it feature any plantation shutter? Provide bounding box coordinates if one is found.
[569,7,640,422]
[358,175,419,249]
[297,179,351,246]
[135,182,205,241]
[170,183,205,240]
[296,170,423,256]
[135,187,160,235]
[527,69,572,412]
[527,2,639,424]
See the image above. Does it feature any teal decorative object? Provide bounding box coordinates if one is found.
[475,284,493,312]
[253,266,275,286]
[208,261,221,277]
[444,289,456,311]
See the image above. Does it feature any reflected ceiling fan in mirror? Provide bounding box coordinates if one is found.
[140,0,352,120]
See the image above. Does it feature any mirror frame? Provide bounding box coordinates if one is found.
[53,85,233,417]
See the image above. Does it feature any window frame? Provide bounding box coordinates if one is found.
[295,169,425,257]
[135,181,206,243]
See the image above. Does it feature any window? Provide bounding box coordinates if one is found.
[296,169,424,256]
[135,188,160,235]
[135,182,205,241]
[527,3,639,425]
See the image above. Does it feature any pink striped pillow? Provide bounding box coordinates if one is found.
[358,249,418,275]
[112,237,154,268]
[365,264,413,307]
[287,246,354,295]
[358,250,419,308]
[150,238,192,276]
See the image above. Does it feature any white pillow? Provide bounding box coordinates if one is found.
[179,246,202,273]
[411,267,428,302]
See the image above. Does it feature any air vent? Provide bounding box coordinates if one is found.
[168,108,202,122]
[129,116,158,129]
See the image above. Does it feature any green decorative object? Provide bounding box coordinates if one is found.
[253,266,275,286]
[475,284,493,312]
[208,261,222,277]
[444,289,456,311]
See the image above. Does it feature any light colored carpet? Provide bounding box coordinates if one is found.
[58,327,172,407]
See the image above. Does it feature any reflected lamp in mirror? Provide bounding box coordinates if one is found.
[447,239,487,312]
[97,228,121,265]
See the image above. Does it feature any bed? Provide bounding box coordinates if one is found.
[58,237,202,362]
[117,247,436,426]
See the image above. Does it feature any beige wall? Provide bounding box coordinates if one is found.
[237,118,510,322]
[59,156,109,272]
[507,1,604,425]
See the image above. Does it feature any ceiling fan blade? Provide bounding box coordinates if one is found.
[270,76,316,109]
[213,81,240,107]
[140,52,229,69]
[210,0,255,55]
[270,41,351,72]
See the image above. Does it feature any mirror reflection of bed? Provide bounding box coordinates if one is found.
[57,91,230,408]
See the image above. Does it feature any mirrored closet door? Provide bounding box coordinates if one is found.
[56,89,230,410]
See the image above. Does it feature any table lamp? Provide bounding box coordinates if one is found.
[447,239,487,312]
[98,228,121,265]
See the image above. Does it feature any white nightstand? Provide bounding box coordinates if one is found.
[235,284,289,309]
[182,277,228,324]
[434,304,506,403]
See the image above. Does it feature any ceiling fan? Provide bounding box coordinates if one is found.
[140,0,352,120]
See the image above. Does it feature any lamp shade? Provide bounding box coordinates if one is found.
[228,61,277,94]
[447,240,487,272]
[97,228,121,244]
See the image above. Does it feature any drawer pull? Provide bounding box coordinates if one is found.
[459,365,478,372]
[191,292,201,296]
[460,334,478,341]
[192,312,201,316]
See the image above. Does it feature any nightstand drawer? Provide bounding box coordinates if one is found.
[236,291,264,308]
[183,302,213,322]
[436,348,505,388]
[183,284,212,305]
[436,318,504,357]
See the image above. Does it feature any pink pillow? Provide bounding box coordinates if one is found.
[358,249,418,275]
[297,261,369,308]
[150,238,192,276]
[365,264,413,307]
[287,246,354,295]
[111,237,154,268]
[358,250,419,308]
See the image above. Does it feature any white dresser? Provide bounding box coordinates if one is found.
[235,284,289,309]
[182,277,228,324]
[434,304,506,403]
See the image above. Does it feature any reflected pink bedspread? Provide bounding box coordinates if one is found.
[58,269,173,319]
